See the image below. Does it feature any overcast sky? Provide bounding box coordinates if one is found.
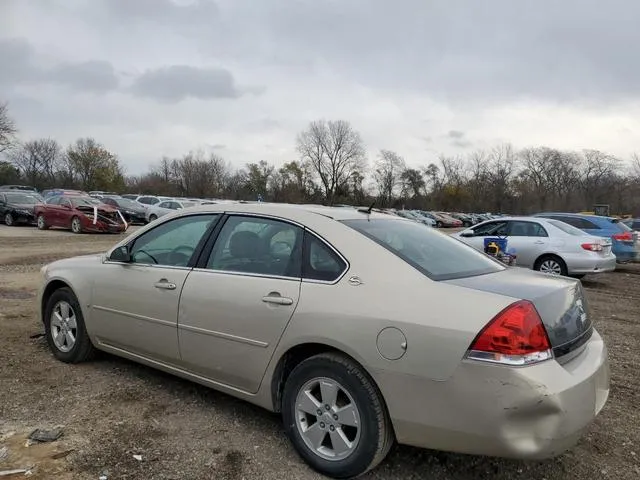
[1,0,639,174]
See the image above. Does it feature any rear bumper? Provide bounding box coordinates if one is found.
[376,330,609,459]
[565,253,617,274]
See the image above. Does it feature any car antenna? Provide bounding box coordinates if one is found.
[357,199,376,215]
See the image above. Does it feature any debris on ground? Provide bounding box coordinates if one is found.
[0,469,28,477]
[28,333,44,339]
[27,429,63,444]
[0,446,8,461]
[132,454,142,461]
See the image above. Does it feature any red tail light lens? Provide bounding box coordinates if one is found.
[467,300,552,366]
[612,232,633,241]
[581,243,603,251]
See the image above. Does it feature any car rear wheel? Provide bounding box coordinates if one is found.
[535,255,568,276]
[37,214,49,230]
[44,287,96,363]
[71,216,82,234]
[149,214,157,222]
[436,221,443,228]
[282,353,394,479]
[4,212,15,226]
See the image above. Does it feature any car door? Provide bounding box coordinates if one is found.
[177,214,303,393]
[43,196,64,226]
[90,214,220,364]
[504,220,549,268]
[57,197,76,228]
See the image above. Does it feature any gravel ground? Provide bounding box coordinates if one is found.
[0,225,638,479]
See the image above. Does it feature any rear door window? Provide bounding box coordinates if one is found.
[508,221,548,237]
[342,218,504,281]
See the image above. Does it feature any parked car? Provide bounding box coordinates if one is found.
[0,191,42,226]
[38,203,609,478]
[533,213,639,263]
[447,212,475,227]
[408,210,436,227]
[429,211,463,228]
[0,184,38,193]
[34,195,128,233]
[145,199,198,223]
[454,217,616,277]
[100,197,148,224]
[41,189,87,199]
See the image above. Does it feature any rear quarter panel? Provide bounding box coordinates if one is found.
[258,217,516,400]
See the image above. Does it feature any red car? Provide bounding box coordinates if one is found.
[34,195,128,234]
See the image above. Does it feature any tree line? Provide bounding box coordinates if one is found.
[1,101,639,215]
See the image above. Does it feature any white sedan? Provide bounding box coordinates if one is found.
[454,216,616,278]
[145,200,198,223]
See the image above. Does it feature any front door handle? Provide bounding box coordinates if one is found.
[262,293,294,306]
[154,280,176,290]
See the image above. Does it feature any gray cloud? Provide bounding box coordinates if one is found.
[0,37,118,93]
[100,0,219,29]
[447,130,465,139]
[129,65,244,102]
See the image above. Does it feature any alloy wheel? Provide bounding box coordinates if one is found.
[71,217,81,233]
[295,377,361,462]
[50,301,78,353]
[37,215,46,229]
[5,213,14,226]
[540,259,562,275]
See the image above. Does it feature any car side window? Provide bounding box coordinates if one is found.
[303,233,347,282]
[46,196,61,205]
[206,216,303,278]
[579,219,600,229]
[61,198,72,208]
[129,214,219,267]
[508,221,548,237]
[473,221,507,236]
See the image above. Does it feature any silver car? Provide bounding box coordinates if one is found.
[145,199,198,223]
[38,204,609,478]
[454,216,616,278]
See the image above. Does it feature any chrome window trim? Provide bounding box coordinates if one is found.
[191,267,301,282]
[199,211,350,285]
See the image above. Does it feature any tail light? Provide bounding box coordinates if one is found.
[466,300,552,366]
[581,242,603,252]
[612,232,633,242]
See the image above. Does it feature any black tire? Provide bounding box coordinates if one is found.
[149,214,157,222]
[534,255,568,277]
[4,212,15,226]
[282,353,394,479]
[44,287,96,363]
[71,216,82,234]
[436,221,443,228]
[37,214,49,230]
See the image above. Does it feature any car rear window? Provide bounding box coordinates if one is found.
[341,218,504,281]
[547,219,586,236]
[611,219,632,232]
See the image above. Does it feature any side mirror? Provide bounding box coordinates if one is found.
[460,231,474,237]
[109,245,132,263]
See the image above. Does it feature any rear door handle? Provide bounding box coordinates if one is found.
[154,280,176,290]
[262,293,294,306]
[534,240,545,245]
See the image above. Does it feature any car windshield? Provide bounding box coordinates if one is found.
[116,198,140,209]
[69,197,98,207]
[547,219,587,236]
[5,193,39,204]
[342,218,504,281]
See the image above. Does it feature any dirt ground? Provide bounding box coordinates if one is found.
[0,225,639,480]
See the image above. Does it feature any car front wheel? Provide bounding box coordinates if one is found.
[4,212,15,226]
[71,216,82,234]
[282,353,394,479]
[44,287,96,363]
[37,214,49,230]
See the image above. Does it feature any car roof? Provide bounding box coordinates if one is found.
[536,212,615,221]
[179,202,397,222]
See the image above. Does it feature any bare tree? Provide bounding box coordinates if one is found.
[66,137,123,190]
[296,120,366,205]
[0,102,18,154]
[373,150,406,207]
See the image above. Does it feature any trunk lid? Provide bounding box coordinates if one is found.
[445,268,593,358]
